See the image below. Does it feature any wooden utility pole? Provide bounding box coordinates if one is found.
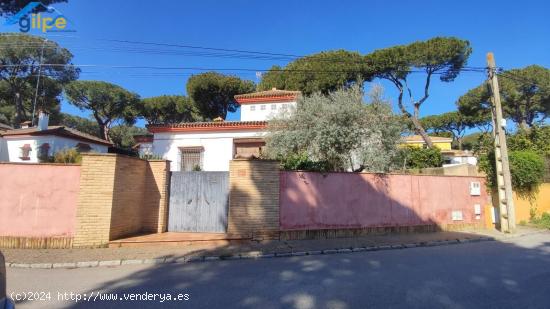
[487,52,515,233]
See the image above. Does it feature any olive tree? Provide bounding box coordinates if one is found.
[265,84,403,172]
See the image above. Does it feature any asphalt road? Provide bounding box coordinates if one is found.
[6,231,550,309]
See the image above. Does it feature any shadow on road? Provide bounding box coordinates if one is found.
[60,232,550,309]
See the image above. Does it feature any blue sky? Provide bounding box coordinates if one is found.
[2,0,550,126]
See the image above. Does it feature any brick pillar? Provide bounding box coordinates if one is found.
[143,160,171,233]
[73,154,117,247]
[227,159,280,238]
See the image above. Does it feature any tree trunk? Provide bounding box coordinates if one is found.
[458,138,463,150]
[411,116,433,148]
[100,125,110,141]
[13,92,24,128]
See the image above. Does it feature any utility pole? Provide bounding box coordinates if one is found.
[31,38,47,126]
[487,52,515,233]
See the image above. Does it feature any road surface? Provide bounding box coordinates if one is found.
[6,231,550,309]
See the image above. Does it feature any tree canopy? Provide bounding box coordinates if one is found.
[138,95,203,125]
[365,37,472,148]
[266,84,403,172]
[421,111,489,149]
[458,65,550,130]
[64,80,140,140]
[0,0,67,17]
[186,72,255,120]
[258,50,370,95]
[0,33,79,127]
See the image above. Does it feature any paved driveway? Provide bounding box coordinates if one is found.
[6,231,550,309]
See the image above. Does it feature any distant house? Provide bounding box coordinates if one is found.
[0,122,13,161]
[441,149,478,167]
[0,111,112,163]
[401,135,478,166]
[141,88,299,171]
[401,135,453,150]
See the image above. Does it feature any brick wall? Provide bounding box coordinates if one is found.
[109,155,148,240]
[73,154,170,247]
[143,160,171,233]
[227,159,280,237]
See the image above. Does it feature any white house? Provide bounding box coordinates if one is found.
[0,111,112,163]
[0,122,13,161]
[442,150,478,167]
[146,88,299,171]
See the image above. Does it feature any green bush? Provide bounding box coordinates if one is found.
[53,148,82,164]
[396,146,443,169]
[531,213,550,229]
[479,150,545,196]
[278,152,330,172]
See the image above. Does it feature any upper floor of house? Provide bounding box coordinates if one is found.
[235,88,300,121]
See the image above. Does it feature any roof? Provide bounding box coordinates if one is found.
[402,135,453,143]
[1,126,113,146]
[148,121,267,133]
[234,88,301,104]
[0,122,13,131]
[441,149,476,157]
[133,134,153,143]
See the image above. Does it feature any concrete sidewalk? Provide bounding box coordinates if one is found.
[1,227,543,269]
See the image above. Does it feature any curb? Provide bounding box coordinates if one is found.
[6,236,496,270]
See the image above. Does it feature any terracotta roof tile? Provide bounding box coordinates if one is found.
[1,126,112,146]
[147,121,267,133]
[235,88,301,104]
[402,135,453,143]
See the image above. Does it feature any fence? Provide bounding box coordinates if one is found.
[279,171,488,233]
[0,154,170,248]
[0,163,81,248]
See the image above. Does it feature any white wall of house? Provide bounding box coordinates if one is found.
[0,137,8,161]
[4,135,108,163]
[443,155,478,166]
[240,101,296,121]
[137,142,153,156]
[153,130,266,171]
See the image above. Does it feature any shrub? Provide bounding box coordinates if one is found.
[479,150,545,196]
[531,213,550,229]
[53,148,82,164]
[396,146,443,169]
[278,152,330,172]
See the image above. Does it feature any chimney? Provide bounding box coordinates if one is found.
[20,121,32,129]
[38,110,49,131]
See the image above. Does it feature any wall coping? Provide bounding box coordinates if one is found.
[80,153,170,164]
[281,170,486,179]
[0,162,81,166]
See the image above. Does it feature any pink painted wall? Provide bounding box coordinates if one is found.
[280,171,488,230]
[0,163,81,237]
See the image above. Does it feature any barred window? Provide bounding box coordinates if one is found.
[180,146,204,171]
[260,105,266,110]
[19,144,32,160]
[250,106,256,111]
[271,104,277,110]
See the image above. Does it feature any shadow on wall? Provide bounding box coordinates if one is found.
[60,234,550,309]
[279,171,488,234]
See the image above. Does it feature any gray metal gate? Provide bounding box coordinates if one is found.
[168,171,229,233]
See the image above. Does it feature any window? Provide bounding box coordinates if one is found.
[281,103,288,110]
[271,104,277,110]
[180,146,204,171]
[19,144,32,160]
[260,105,266,110]
[250,106,256,111]
[76,143,92,152]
